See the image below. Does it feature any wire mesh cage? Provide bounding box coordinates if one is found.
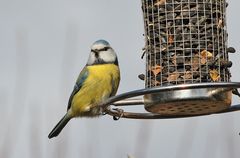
[141,0,234,115]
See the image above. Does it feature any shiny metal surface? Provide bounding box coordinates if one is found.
[113,98,144,106]
[144,88,232,115]
[99,82,240,119]
[105,104,240,119]
[101,82,240,109]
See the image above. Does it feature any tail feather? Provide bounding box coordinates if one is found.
[48,114,71,139]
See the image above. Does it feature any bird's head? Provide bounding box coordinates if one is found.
[87,39,118,66]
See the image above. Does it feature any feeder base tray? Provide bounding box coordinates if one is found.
[144,88,232,116]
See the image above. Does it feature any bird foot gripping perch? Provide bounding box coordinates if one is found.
[100,107,124,119]
[112,108,124,120]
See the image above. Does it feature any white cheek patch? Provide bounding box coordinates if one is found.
[87,52,96,65]
[99,49,117,63]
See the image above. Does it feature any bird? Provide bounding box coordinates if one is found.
[48,39,120,139]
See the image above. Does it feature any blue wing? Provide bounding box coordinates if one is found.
[67,67,89,110]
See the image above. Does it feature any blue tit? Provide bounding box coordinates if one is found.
[48,39,120,139]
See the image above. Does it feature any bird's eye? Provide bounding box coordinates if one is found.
[102,47,109,51]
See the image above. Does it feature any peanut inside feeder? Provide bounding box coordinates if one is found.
[142,0,233,115]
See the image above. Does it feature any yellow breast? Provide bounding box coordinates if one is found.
[70,64,120,117]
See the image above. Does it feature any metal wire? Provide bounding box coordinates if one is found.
[108,1,238,119]
[106,104,240,120]
[142,0,230,88]
[101,82,240,119]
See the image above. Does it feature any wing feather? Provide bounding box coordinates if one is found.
[67,67,89,110]
[109,73,120,97]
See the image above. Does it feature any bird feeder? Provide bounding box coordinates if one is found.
[143,0,233,115]
[102,0,240,119]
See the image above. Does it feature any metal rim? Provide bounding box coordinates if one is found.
[100,82,240,120]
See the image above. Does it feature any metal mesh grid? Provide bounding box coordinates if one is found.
[142,0,231,88]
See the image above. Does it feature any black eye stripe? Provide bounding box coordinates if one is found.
[99,47,110,52]
[91,49,98,54]
[91,47,110,54]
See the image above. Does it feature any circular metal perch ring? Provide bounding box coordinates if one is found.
[100,82,240,120]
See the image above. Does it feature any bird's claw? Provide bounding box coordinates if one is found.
[101,111,107,115]
[101,106,109,115]
[112,108,124,121]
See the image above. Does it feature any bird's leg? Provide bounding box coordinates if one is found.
[100,106,109,115]
[98,102,111,115]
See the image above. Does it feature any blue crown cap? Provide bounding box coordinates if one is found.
[93,39,110,46]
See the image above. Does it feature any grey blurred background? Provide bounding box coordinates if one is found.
[0,0,239,158]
